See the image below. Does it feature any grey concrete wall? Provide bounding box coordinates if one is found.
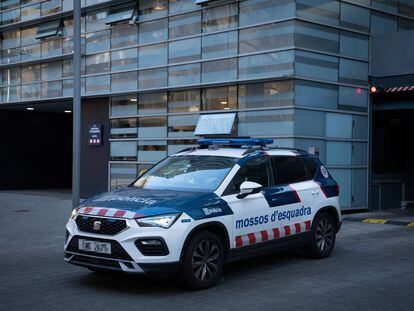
[371,30,414,77]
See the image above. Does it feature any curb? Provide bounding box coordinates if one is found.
[344,217,414,227]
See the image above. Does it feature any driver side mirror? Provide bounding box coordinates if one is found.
[236,181,263,199]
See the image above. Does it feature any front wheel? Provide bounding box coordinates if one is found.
[305,213,337,259]
[180,231,225,290]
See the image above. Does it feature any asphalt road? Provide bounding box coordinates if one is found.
[1,190,413,311]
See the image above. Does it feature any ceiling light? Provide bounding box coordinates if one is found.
[26,107,34,111]
[224,107,230,110]
[130,98,138,102]
[220,101,227,105]
[64,110,72,113]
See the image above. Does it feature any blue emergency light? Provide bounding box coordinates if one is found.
[197,138,273,147]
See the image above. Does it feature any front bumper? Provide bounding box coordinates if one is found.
[64,214,189,276]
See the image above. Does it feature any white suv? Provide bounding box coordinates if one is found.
[65,138,341,290]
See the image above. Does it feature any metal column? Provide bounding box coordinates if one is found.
[72,0,82,208]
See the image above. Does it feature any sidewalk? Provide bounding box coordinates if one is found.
[343,208,414,227]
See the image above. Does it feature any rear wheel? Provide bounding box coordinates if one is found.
[180,231,225,290]
[305,212,336,259]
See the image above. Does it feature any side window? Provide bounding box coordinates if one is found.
[224,157,271,195]
[301,157,318,180]
[271,156,307,185]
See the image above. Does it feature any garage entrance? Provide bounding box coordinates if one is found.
[0,102,72,190]
[371,95,414,210]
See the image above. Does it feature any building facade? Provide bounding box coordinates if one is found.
[0,0,413,210]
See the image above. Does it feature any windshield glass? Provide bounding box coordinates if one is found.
[133,155,238,192]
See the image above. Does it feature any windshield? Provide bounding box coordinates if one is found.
[132,155,238,192]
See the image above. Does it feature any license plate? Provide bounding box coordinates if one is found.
[78,239,111,254]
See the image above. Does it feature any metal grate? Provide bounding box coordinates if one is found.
[75,215,127,235]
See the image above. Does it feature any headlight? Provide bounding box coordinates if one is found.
[136,214,180,229]
[70,208,78,220]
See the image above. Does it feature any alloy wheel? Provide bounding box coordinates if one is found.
[191,239,219,282]
[316,218,334,252]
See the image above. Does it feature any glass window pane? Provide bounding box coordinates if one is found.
[138,0,167,21]
[86,52,110,74]
[239,21,294,54]
[21,4,40,22]
[86,9,109,32]
[3,67,21,85]
[169,90,200,113]
[138,140,167,163]
[239,81,294,109]
[41,38,62,57]
[168,63,200,86]
[22,64,41,83]
[353,142,367,166]
[42,61,62,80]
[2,85,21,102]
[326,113,352,138]
[86,30,110,54]
[202,3,238,33]
[21,44,41,61]
[340,31,368,59]
[169,12,201,39]
[371,11,397,35]
[202,58,237,83]
[139,18,167,44]
[353,115,367,139]
[21,27,38,46]
[169,37,200,63]
[295,21,338,54]
[41,81,62,98]
[352,169,367,207]
[339,86,368,112]
[202,31,237,59]
[297,0,339,26]
[41,0,62,16]
[111,25,138,49]
[399,18,414,32]
[372,0,398,13]
[22,83,41,100]
[239,51,294,80]
[2,48,21,64]
[295,110,325,137]
[138,68,167,89]
[139,92,167,115]
[326,142,352,165]
[110,164,137,190]
[295,80,337,109]
[202,86,237,111]
[110,141,137,161]
[138,116,167,138]
[110,118,138,138]
[295,50,338,82]
[3,30,20,49]
[139,43,167,68]
[111,48,138,71]
[240,0,295,27]
[167,139,197,155]
[2,8,20,25]
[111,71,138,92]
[340,3,370,32]
[339,58,368,85]
[86,74,110,94]
[400,0,414,18]
[168,114,198,138]
[111,95,138,117]
[2,0,20,10]
[169,0,198,14]
[329,169,351,207]
[272,156,307,185]
[238,109,294,136]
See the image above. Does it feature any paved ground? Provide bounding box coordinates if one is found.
[0,191,413,311]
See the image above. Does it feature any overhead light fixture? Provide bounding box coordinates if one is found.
[224,107,230,110]
[26,107,34,111]
[370,86,378,93]
[64,110,72,113]
[130,98,138,102]
[220,101,228,105]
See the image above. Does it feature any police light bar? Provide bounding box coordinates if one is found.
[197,138,273,147]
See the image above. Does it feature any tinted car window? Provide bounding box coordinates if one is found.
[302,157,318,179]
[271,156,307,185]
[224,157,271,195]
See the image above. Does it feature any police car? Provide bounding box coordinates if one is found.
[65,138,341,290]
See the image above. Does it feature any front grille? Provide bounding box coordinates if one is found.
[135,238,169,256]
[66,235,133,261]
[75,215,127,235]
[70,254,121,270]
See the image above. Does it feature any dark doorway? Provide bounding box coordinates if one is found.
[372,108,414,210]
[0,107,72,190]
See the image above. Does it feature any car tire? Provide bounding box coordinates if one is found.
[305,212,337,259]
[180,231,225,290]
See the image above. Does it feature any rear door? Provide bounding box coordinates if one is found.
[266,156,314,237]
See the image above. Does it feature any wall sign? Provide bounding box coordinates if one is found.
[88,124,103,146]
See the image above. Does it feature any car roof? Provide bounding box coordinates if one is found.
[173,147,299,159]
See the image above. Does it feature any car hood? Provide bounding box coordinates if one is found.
[78,187,233,220]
